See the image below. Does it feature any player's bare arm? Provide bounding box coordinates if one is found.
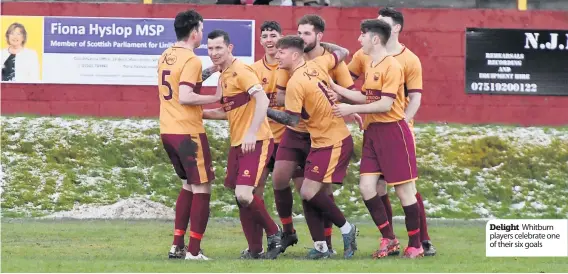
[405,92,422,121]
[403,58,423,122]
[202,107,227,120]
[242,84,270,154]
[332,96,394,118]
[320,42,350,64]
[179,85,221,106]
[201,65,219,81]
[266,108,300,127]
[179,75,223,105]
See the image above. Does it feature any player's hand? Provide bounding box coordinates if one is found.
[344,113,363,130]
[214,77,223,101]
[332,103,354,118]
[327,88,341,102]
[241,132,257,154]
[206,64,221,73]
[328,76,338,89]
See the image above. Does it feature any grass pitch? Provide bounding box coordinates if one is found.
[2,218,567,273]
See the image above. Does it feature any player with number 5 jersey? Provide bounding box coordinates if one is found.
[157,9,221,261]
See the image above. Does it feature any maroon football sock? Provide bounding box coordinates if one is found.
[237,198,261,253]
[274,187,295,233]
[173,188,193,247]
[364,194,395,239]
[248,195,279,236]
[187,193,210,256]
[324,194,334,248]
[251,199,265,251]
[308,190,347,228]
[380,194,393,228]
[403,203,421,248]
[302,199,325,242]
[415,192,430,242]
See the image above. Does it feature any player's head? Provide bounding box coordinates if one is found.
[174,9,204,47]
[260,21,282,56]
[359,19,391,54]
[207,29,233,66]
[275,35,305,70]
[297,14,325,53]
[377,7,404,35]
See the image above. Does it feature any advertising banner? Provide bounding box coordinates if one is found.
[465,28,568,96]
[1,16,255,86]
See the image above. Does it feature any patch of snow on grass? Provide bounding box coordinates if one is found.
[43,198,174,219]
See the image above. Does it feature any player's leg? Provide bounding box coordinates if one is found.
[233,139,283,260]
[174,134,215,260]
[161,134,193,259]
[225,145,259,258]
[322,184,336,254]
[393,182,422,258]
[301,136,358,260]
[415,187,436,256]
[171,181,193,259]
[272,158,301,252]
[295,134,334,254]
[226,146,267,260]
[380,120,423,259]
[272,129,309,250]
[239,160,269,259]
[376,179,393,228]
[359,128,400,259]
[300,179,330,260]
[363,175,400,259]
[407,120,436,256]
[272,158,298,233]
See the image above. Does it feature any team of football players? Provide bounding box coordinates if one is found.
[157,7,437,261]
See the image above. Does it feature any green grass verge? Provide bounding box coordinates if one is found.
[2,219,567,272]
[1,116,568,219]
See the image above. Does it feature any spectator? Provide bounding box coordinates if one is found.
[281,0,329,6]
[216,0,242,4]
[216,0,273,4]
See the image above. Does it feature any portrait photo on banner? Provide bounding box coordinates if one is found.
[1,16,44,83]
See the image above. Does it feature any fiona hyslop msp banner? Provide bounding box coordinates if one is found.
[3,16,255,86]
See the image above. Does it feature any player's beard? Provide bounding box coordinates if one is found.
[303,40,317,53]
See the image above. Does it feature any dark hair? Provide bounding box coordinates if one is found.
[5,23,27,46]
[260,21,282,34]
[276,35,304,51]
[360,19,391,46]
[378,7,404,32]
[174,9,203,41]
[297,14,325,33]
[207,29,231,45]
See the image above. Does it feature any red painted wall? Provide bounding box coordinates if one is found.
[2,3,568,125]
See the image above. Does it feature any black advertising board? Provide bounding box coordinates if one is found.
[465,28,568,96]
